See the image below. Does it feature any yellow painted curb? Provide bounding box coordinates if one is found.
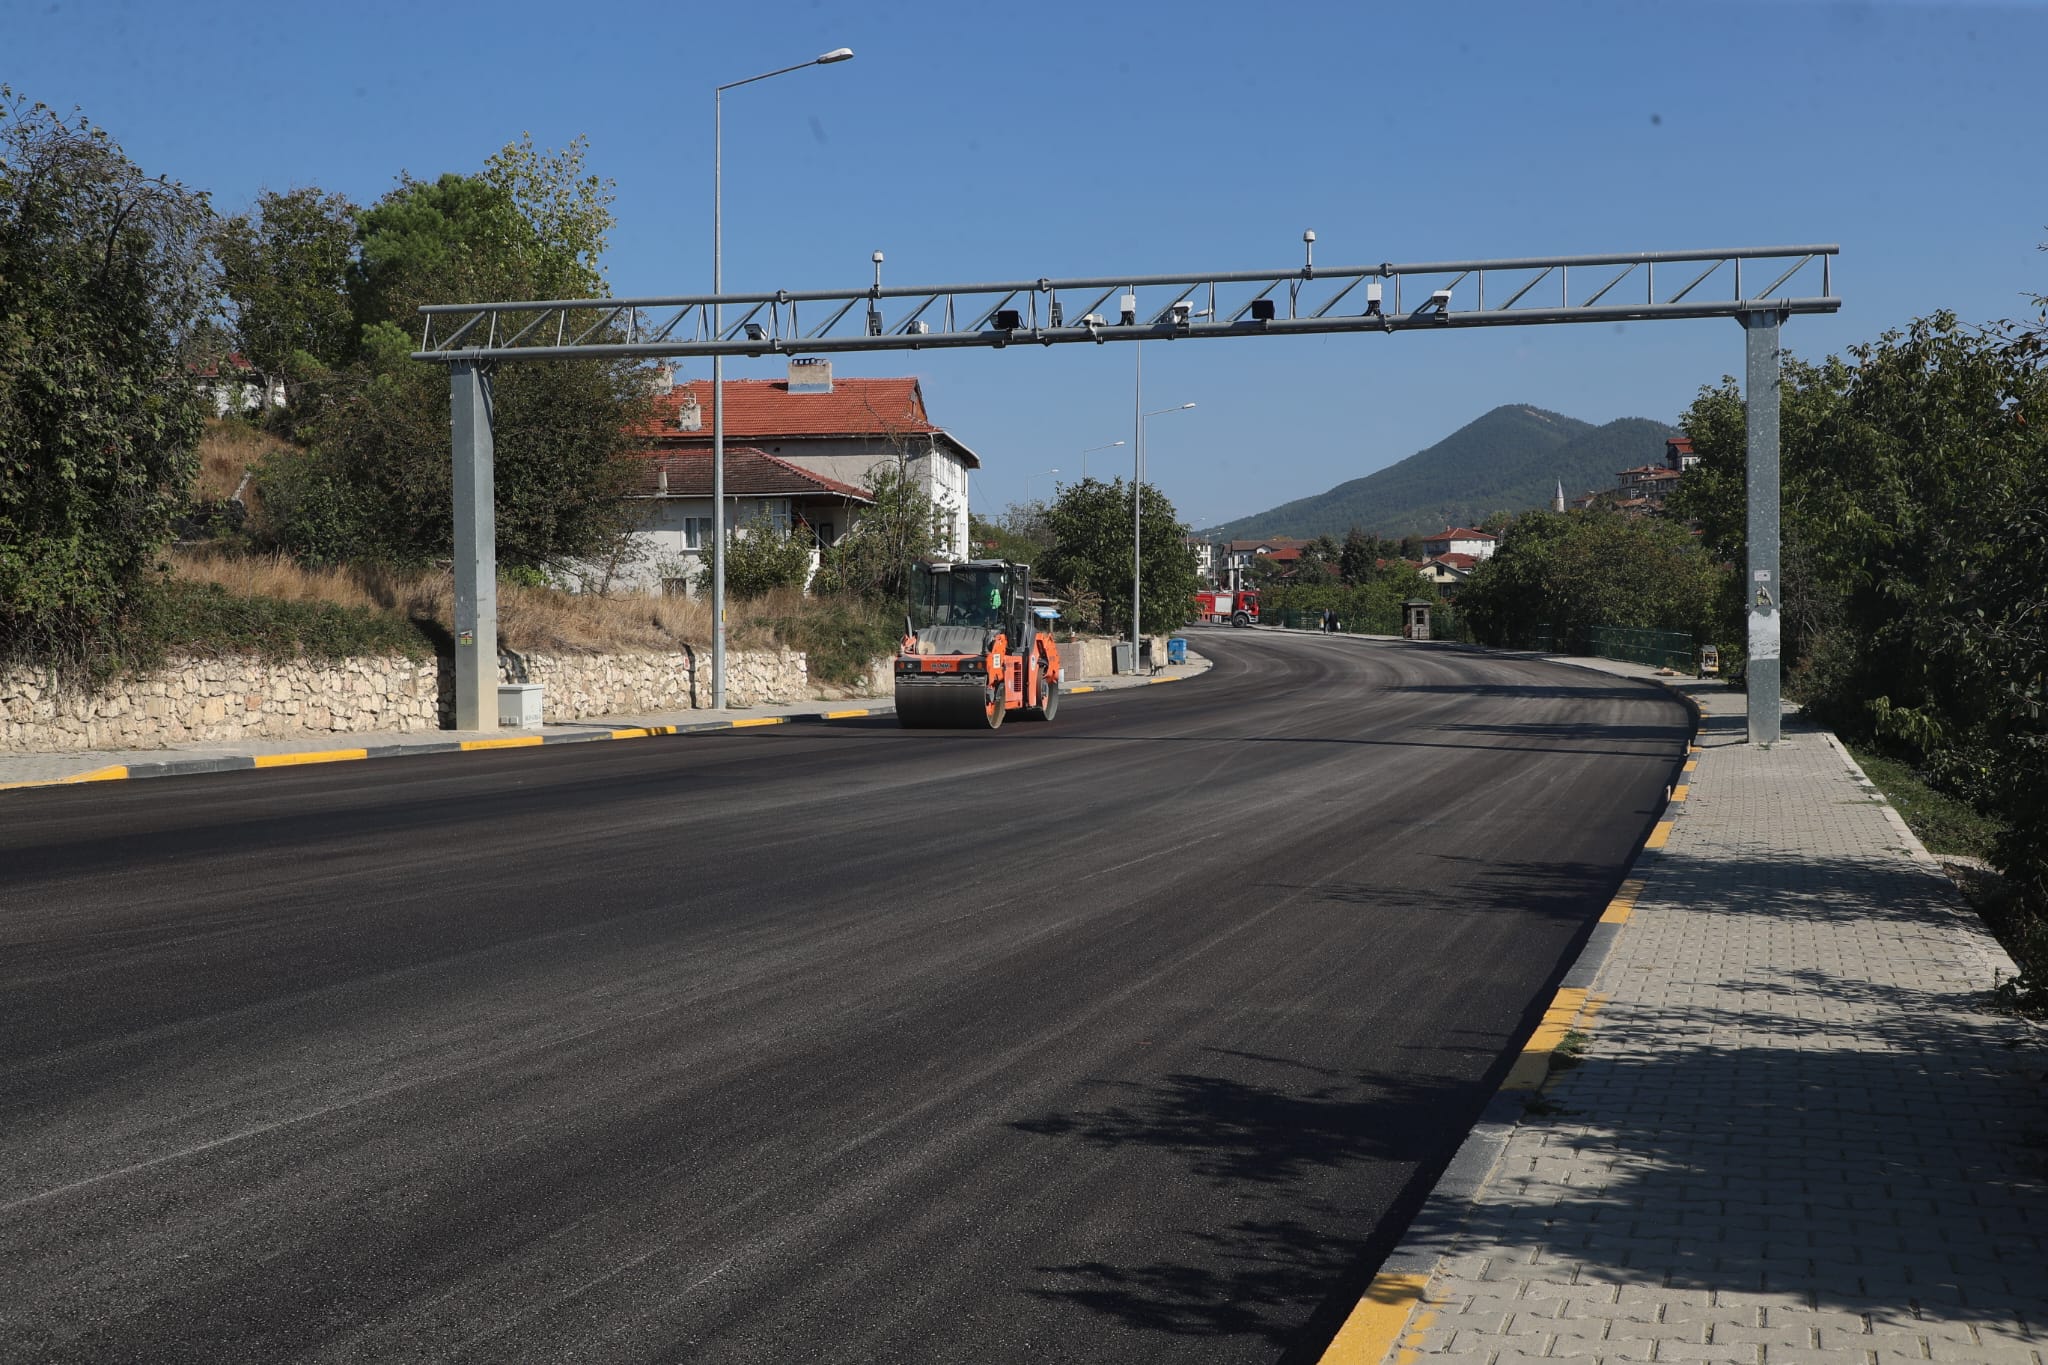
[1067,685,1097,694]
[823,708,872,719]
[252,749,368,768]
[0,764,130,791]
[1501,986,1590,1090]
[728,716,790,729]
[1317,1271,1430,1365]
[609,725,680,740]
[459,736,545,750]
[1601,876,1646,924]
[1645,819,1675,849]
[1683,758,1698,773]
[1671,783,1689,802]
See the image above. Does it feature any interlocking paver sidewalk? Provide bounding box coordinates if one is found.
[1379,664,2048,1365]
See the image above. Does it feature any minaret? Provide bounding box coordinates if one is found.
[1554,479,1566,513]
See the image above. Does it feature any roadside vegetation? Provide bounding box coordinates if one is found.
[1844,740,2045,1017]
[1246,529,1452,633]
[1447,255,2048,1010]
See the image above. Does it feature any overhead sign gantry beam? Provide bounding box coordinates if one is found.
[414,244,1837,363]
[416,242,1839,747]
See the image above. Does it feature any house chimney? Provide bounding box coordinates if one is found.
[788,357,833,394]
[649,362,676,394]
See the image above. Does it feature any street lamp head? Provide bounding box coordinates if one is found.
[816,47,855,64]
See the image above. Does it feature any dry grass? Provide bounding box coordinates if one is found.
[169,548,726,652]
[194,419,294,507]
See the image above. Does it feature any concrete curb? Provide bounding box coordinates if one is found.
[0,654,1213,795]
[1316,660,1703,1365]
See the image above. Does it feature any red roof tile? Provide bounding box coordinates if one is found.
[1426,526,1496,541]
[631,377,938,441]
[1431,551,1480,569]
[629,448,873,501]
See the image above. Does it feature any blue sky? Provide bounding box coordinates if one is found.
[12,0,2045,527]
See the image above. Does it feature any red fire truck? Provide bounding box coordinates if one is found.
[1191,588,1260,627]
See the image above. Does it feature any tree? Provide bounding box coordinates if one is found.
[1040,476,1196,636]
[1668,314,2048,887]
[1338,526,1384,585]
[480,133,613,300]
[1294,533,1340,583]
[1455,509,1722,652]
[814,460,945,603]
[213,186,358,411]
[970,507,1052,566]
[258,143,644,576]
[1,88,215,672]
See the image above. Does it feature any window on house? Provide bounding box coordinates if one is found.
[683,516,712,550]
[815,522,835,546]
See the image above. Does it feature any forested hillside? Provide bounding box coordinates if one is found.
[1209,405,1677,540]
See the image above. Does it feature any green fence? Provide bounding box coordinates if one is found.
[1587,624,1697,672]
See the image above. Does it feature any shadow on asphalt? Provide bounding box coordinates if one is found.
[999,841,2048,1359]
[1012,1061,1480,1361]
[1006,853,1646,1362]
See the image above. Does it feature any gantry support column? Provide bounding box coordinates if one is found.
[1742,311,1784,747]
[451,360,498,732]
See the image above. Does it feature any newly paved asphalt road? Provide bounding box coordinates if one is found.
[1,632,1689,1364]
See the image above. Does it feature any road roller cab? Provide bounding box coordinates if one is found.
[895,561,1062,729]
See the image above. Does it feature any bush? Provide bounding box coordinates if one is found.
[760,593,900,685]
[698,517,816,597]
[1,89,215,680]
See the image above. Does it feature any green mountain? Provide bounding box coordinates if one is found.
[1206,405,1677,542]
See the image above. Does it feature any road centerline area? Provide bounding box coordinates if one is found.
[0,632,1688,1365]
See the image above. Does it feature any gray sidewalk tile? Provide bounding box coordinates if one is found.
[1373,660,2048,1365]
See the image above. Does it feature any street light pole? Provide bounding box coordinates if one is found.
[1023,467,1059,507]
[713,46,853,709]
[1079,440,1123,483]
[1130,339,1195,674]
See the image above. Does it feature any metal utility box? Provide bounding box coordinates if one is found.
[1167,637,1188,664]
[497,683,543,730]
[1113,642,1135,674]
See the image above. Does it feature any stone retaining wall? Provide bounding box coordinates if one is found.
[1,646,888,753]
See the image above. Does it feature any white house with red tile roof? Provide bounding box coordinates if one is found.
[612,448,877,593]
[1419,551,1481,587]
[631,358,979,562]
[1420,527,1497,560]
[187,353,285,417]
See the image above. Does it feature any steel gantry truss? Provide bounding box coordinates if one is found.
[414,242,1840,745]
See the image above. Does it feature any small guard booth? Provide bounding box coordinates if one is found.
[1402,599,1433,641]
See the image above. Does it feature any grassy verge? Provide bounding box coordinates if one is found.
[1843,743,2003,859]
[141,579,437,663]
[747,591,900,686]
[1845,741,2046,1016]
[132,551,895,683]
